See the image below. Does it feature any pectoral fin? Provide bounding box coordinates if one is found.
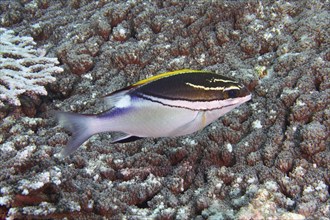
[168,111,205,136]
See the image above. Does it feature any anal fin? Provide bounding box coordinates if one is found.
[111,132,142,143]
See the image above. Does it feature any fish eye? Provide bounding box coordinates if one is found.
[227,90,238,98]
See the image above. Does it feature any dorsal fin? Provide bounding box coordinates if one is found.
[102,69,209,107]
[102,90,129,108]
[132,69,207,87]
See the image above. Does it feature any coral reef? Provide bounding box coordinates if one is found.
[0,0,329,219]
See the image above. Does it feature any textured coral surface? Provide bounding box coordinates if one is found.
[0,1,329,219]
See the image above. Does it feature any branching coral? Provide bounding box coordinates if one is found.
[0,28,63,106]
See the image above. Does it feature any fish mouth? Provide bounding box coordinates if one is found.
[242,93,252,103]
[220,93,252,108]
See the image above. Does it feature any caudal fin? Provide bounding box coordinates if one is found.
[56,112,94,157]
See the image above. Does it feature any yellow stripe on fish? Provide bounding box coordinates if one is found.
[56,69,252,157]
[132,69,204,87]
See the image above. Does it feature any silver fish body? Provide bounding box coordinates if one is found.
[57,69,251,157]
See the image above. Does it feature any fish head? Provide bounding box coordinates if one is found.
[133,71,252,110]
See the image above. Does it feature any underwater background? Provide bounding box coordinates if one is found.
[0,0,329,219]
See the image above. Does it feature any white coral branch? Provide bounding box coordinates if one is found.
[0,28,63,106]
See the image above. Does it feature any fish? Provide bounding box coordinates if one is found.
[56,69,251,157]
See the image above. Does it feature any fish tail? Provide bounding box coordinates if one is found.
[56,111,95,157]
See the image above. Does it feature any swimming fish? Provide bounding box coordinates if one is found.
[56,69,251,157]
